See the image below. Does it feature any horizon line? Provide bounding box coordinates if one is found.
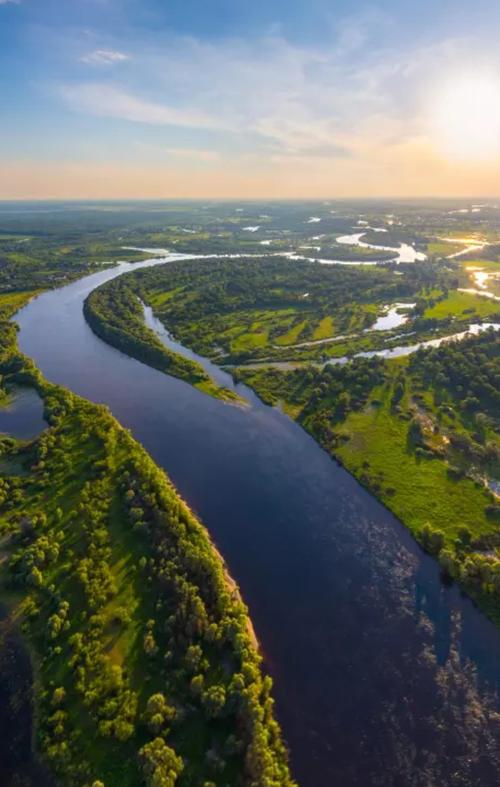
[1,196,499,203]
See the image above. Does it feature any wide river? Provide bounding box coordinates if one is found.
[15,255,500,787]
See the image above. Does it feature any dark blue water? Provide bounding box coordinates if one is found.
[15,258,500,787]
[0,386,46,440]
[0,605,55,787]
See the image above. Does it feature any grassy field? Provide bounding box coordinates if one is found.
[424,290,500,320]
[464,259,500,273]
[0,290,40,315]
[426,241,464,257]
[312,315,335,340]
[332,362,496,545]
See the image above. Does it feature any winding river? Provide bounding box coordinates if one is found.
[14,254,500,787]
[335,232,427,264]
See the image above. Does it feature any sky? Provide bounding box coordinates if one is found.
[3,0,500,199]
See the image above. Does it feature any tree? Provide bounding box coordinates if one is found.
[28,566,43,587]
[391,379,405,407]
[185,644,203,673]
[202,685,226,718]
[420,523,445,555]
[144,693,175,733]
[408,417,423,445]
[190,674,204,697]
[52,687,66,706]
[457,526,472,548]
[439,548,458,578]
[139,738,184,787]
[144,620,158,656]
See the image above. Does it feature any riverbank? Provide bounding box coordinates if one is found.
[0,292,293,784]
[84,278,245,404]
[237,334,500,625]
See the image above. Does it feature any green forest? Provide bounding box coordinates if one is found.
[100,255,462,365]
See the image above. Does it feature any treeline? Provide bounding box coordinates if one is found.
[0,349,294,786]
[235,356,386,431]
[0,233,147,293]
[84,279,242,405]
[134,257,454,325]
[85,279,209,385]
[409,328,500,416]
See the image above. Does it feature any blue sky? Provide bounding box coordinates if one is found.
[3,0,500,198]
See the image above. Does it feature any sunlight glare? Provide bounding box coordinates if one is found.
[430,73,500,161]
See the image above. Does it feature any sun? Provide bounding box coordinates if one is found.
[429,73,500,161]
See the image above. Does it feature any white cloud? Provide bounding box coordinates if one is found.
[60,83,226,130]
[0,0,20,5]
[81,49,130,66]
[60,27,484,167]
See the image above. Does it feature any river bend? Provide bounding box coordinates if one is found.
[15,254,500,787]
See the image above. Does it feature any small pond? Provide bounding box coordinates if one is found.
[0,387,46,440]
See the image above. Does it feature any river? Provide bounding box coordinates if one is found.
[14,254,500,787]
[336,232,427,263]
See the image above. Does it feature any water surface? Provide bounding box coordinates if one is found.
[0,387,46,440]
[0,605,55,787]
[369,303,415,332]
[15,256,500,787]
[336,232,427,264]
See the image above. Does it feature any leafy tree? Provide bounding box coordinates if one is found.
[139,738,184,787]
[202,685,226,718]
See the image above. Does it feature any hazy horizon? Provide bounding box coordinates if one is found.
[2,196,500,204]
